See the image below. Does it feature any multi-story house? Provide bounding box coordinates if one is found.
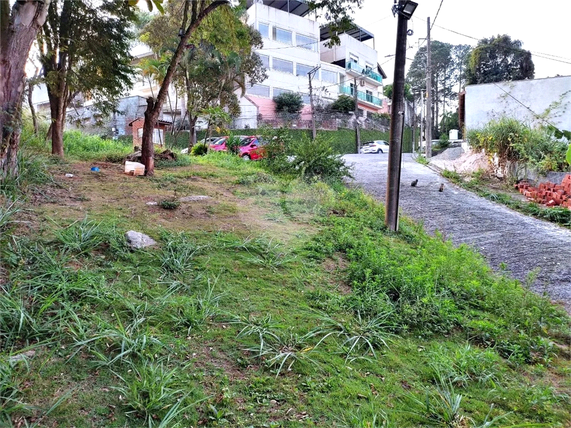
[238,0,387,129]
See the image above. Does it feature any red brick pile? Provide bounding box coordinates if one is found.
[516,174,571,208]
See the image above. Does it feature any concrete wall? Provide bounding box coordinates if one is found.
[465,76,571,131]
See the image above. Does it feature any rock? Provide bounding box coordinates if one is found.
[146,201,158,206]
[9,350,36,363]
[125,230,156,249]
[179,195,210,202]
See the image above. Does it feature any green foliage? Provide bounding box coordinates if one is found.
[38,0,137,150]
[190,143,208,156]
[307,187,569,358]
[467,117,569,175]
[262,133,352,182]
[466,34,534,84]
[113,360,193,427]
[329,94,355,114]
[159,199,180,210]
[383,83,413,101]
[273,92,304,116]
[63,131,132,162]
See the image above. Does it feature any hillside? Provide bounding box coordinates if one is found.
[1,146,570,427]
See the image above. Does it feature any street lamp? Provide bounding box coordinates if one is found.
[393,0,418,20]
[385,0,417,232]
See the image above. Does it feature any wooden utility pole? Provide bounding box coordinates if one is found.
[385,2,409,232]
[308,65,320,140]
[353,77,361,153]
[426,17,433,158]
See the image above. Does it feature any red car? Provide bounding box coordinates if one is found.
[238,136,266,160]
[208,136,229,152]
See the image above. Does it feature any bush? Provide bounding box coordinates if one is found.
[262,132,352,182]
[467,117,569,175]
[191,143,208,156]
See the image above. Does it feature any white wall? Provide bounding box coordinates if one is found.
[248,3,320,99]
[465,76,571,131]
[320,34,378,71]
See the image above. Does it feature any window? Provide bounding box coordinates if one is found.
[350,82,356,96]
[296,63,313,77]
[248,84,270,98]
[296,34,317,51]
[321,69,338,84]
[366,90,373,103]
[273,57,293,74]
[349,53,359,64]
[258,22,269,39]
[273,27,292,44]
[259,54,269,69]
[273,88,292,98]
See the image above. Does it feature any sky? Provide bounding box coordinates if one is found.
[350,0,571,85]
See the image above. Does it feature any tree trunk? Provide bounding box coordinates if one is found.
[141,97,157,176]
[27,80,39,135]
[140,0,229,176]
[48,90,66,156]
[188,115,198,152]
[0,0,50,178]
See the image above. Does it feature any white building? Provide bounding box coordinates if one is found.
[239,0,387,129]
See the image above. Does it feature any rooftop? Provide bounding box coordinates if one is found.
[246,0,310,17]
[320,24,374,43]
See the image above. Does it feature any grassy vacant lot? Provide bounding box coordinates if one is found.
[1,134,570,427]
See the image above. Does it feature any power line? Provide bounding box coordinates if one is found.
[430,0,444,31]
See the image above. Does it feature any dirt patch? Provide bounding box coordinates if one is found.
[430,148,491,175]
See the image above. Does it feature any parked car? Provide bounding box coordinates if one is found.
[238,136,266,160]
[180,137,225,154]
[361,140,390,154]
[208,136,230,152]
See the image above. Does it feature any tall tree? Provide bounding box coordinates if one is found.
[466,34,534,85]
[1,0,50,178]
[407,41,454,137]
[143,3,266,150]
[37,0,136,157]
[139,0,366,176]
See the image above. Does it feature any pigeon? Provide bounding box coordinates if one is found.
[411,179,418,187]
[439,183,444,192]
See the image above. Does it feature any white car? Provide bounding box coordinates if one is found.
[361,140,390,154]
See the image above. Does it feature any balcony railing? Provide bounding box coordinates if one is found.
[339,85,383,107]
[346,62,383,84]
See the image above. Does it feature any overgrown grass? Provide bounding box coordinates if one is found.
[1,134,570,427]
[63,130,132,162]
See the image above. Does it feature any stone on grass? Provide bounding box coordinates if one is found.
[125,230,156,249]
[179,195,210,202]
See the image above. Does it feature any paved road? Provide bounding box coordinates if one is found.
[344,153,571,312]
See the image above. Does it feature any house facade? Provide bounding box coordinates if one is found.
[239,0,387,129]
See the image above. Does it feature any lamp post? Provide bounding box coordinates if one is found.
[385,0,417,232]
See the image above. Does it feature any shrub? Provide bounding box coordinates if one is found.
[190,143,208,156]
[262,133,352,182]
[467,117,569,175]
[273,92,303,117]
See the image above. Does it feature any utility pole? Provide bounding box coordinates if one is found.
[419,90,424,151]
[385,0,415,232]
[353,77,361,153]
[426,17,433,158]
[308,65,320,140]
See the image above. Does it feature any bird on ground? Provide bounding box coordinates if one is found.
[439,183,444,192]
[411,179,418,187]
